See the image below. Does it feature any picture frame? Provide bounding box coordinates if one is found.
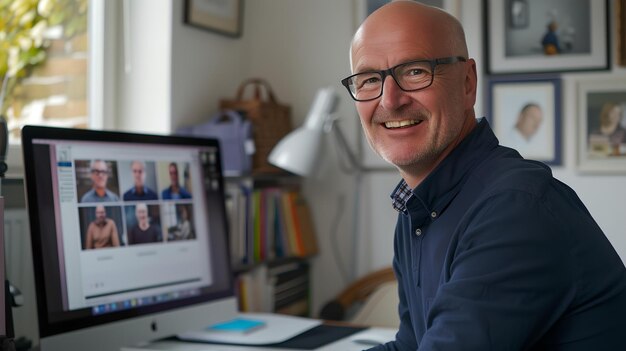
[577,78,626,173]
[484,0,610,75]
[183,0,242,37]
[486,75,562,165]
[619,0,626,66]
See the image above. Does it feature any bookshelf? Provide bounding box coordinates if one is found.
[224,173,317,317]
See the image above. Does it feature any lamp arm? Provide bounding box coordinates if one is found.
[327,116,396,174]
[328,117,361,173]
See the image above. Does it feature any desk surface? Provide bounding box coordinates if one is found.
[123,327,396,351]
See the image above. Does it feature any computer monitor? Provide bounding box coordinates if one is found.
[0,197,6,337]
[21,126,237,351]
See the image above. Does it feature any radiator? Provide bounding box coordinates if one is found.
[4,208,38,343]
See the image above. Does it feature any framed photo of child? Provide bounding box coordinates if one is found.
[484,0,610,74]
[577,78,626,173]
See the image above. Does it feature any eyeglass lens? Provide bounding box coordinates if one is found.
[347,60,434,101]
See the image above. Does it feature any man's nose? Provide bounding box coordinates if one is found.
[380,76,410,110]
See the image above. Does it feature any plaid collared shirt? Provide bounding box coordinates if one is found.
[390,178,414,215]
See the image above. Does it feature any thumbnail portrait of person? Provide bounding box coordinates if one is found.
[120,160,159,201]
[125,203,163,245]
[76,159,121,203]
[160,162,192,200]
[79,205,125,250]
[164,204,195,241]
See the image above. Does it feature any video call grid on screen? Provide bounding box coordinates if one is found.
[34,139,219,311]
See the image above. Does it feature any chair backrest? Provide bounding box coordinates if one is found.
[349,280,400,328]
[319,267,399,328]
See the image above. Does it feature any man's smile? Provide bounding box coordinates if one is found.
[383,119,423,129]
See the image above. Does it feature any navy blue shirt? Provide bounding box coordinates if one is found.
[372,119,626,350]
[123,186,158,201]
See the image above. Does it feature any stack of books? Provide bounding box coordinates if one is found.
[236,260,310,317]
[225,184,318,268]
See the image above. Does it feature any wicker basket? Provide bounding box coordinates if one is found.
[220,78,292,174]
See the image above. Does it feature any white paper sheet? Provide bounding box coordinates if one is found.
[177,312,322,345]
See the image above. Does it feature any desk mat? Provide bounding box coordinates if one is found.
[171,324,367,349]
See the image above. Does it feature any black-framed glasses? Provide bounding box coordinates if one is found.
[340,56,467,102]
[91,169,108,176]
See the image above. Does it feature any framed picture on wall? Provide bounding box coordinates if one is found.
[577,79,626,173]
[183,0,242,37]
[484,0,610,74]
[487,75,562,165]
[619,0,626,66]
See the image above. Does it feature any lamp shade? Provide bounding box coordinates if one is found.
[268,126,324,176]
[268,87,338,176]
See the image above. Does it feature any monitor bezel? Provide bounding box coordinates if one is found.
[21,125,235,339]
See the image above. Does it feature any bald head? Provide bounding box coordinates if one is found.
[344,0,478,187]
[351,1,468,71]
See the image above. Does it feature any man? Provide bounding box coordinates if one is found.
[341,2,626,349]
[80,159,121,202]
[161,162,192,200]
[85,205,120,249]
[127,203,161,245]
[123,160,158,201]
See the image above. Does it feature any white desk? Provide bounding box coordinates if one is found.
[124,327,396,351]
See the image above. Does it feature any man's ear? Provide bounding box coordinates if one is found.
[464,59,478,110]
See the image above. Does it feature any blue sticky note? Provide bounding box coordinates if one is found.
[208,318,266,333]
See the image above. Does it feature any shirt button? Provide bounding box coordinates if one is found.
[431,211,437,218]
[415,228,422,236]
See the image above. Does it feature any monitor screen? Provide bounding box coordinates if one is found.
[21,126,237,351]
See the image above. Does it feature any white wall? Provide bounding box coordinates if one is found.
[170,1,249,131]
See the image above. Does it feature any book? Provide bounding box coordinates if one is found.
[280,192,299,256]
[294,194,318,256]
[287,192,306,256]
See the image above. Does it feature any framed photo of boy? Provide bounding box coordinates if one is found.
[487,76,562,165]
[183,0,242,37]
[577,79,626,173]
[484,0,610,74]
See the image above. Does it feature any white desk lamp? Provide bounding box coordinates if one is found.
[269,87,374,176]
[269,87,340,176]
[268,87,393,282]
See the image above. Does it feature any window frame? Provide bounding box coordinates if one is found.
[5,0,114,178]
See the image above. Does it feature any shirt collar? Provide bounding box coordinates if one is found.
[390,118,499,216]
[390,179,413,215]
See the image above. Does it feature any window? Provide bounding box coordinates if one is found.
[0,0,92,144]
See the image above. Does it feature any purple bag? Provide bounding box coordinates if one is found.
[177,110,254,175]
